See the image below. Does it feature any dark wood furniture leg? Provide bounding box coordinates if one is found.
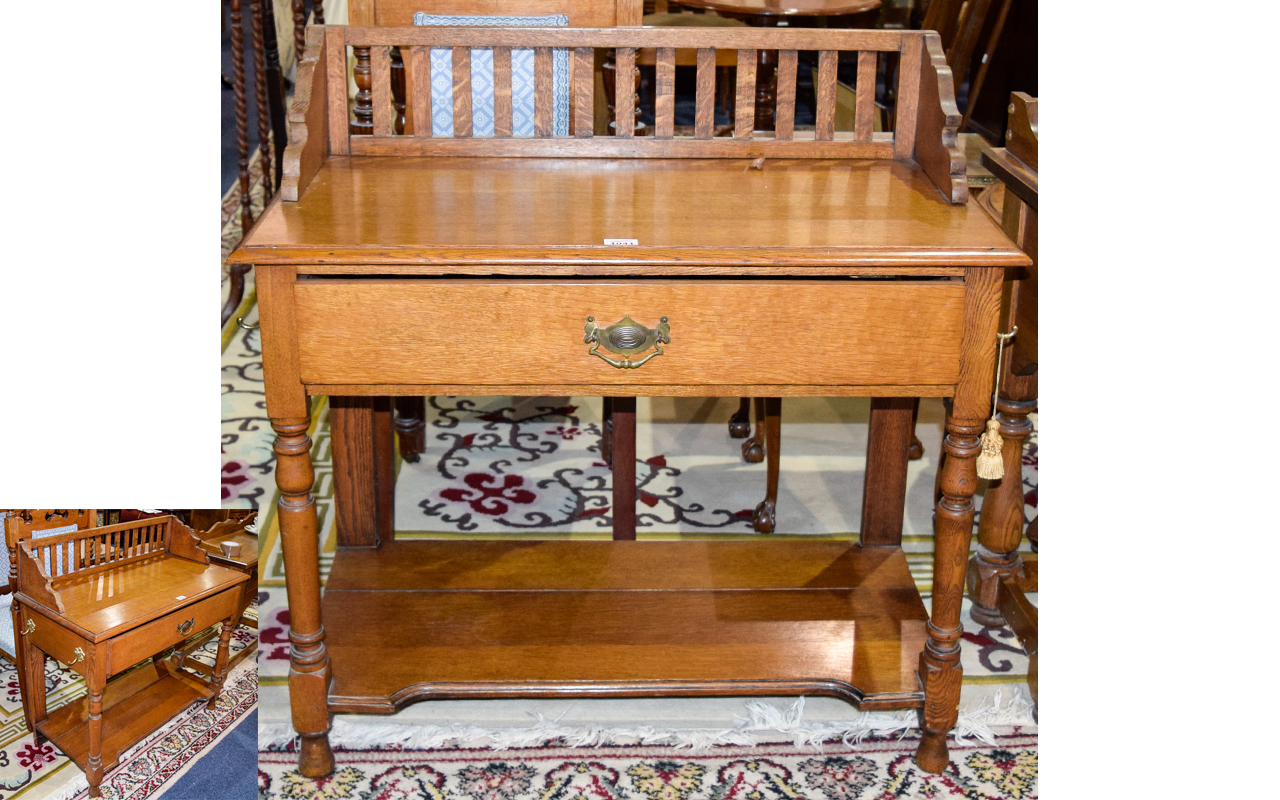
[259,0,287,187]
[968,395,1035,625]
[229,0,252,235]
[393,397,426,463]
[249,0,274,200]
[909,397,924,459]
[601,396,615,465]
[611,397,636,540]
[742,397,765,462]
[751,397,781,533]
[728,397,750,438]
[917,267,1001,773]
[861,397,913,546]
[330,396,395,548]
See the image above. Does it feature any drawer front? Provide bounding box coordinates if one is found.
[107,588,240,674]
[294,279,966,387]
[22,607,92,679]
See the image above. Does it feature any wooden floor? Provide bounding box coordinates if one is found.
[323,540,928,713]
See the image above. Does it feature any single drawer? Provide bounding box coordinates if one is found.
[22,606,93,679]
[294,278,966,387]
[107,588,241,674]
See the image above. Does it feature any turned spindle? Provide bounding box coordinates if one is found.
[249,0,273,199]
[391,47,407,135]
[229,0,253,233]
[352,46,374,136]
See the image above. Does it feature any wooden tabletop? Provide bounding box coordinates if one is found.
[675,0,882,18]
[234,157,1028,270]
[40,556,246,640]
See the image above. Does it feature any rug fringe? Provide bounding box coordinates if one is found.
[42,775,88,800]
[259,687,1035,752]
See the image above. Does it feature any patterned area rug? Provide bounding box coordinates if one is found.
[258,732,1038,800]
[0,629,257,800]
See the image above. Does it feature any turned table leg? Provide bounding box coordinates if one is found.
[273,414,334,777]
[207,617,237,709]
[742,397,765,463]
[393,397,426,463]
[968,395,1036,625]
[917,267,1001,773]
[752,397,781,533]
[85,660,106,797]
[728,397,751,438]
[611,397,637,540]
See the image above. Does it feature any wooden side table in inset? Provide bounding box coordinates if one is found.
[14,517,247,798]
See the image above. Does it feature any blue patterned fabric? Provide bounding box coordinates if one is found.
[414,13,571,137]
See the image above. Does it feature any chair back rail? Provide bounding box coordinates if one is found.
[349,0,642,27]
[15,516,209,615]
[283,25,967,203]
[2,510,97,596]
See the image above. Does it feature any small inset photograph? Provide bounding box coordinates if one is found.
[0,510,257,800]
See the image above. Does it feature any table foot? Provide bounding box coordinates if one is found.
[299,733,335,778]
[915,728,950,773]
[752,499,775,533]
[728,397,751,438]
[909,435,924,460]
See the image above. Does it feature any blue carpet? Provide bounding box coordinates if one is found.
[156,709,257,800]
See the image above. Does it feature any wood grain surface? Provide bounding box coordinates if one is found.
[236,158,1025,266]
[350,0,631,26]
[292,278,965,387]
[322,540,926,711]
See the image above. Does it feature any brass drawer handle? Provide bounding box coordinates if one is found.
[177,618,195,636]
[64,647,85,666]
[20,619,34,636]
[583,316,670,369]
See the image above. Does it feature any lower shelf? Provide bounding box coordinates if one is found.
[322,540,929,714]
[38,662,208,774]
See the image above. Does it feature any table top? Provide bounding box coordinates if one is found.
[28,556,246,641]
[235,157,1027,270]
[675,0,882,18]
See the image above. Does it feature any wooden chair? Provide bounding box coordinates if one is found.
[1,510,97,734]
[970,91,1037,710]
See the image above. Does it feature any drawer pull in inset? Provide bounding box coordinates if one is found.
[177,618,195,636]
[63,648,85,666]
[583,316,670,369]
[19,619,34,636]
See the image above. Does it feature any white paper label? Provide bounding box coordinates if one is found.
[604,238,638,245]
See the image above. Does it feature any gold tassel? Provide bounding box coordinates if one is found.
[977,419,1004,480]
[977,326,1017,481]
